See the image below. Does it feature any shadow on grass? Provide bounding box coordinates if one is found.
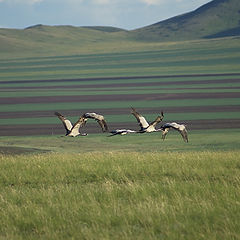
[0,146,50,155]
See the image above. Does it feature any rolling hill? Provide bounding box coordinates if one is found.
[0,0,240,58]
[0,24,131,58]
[133,0,240,41]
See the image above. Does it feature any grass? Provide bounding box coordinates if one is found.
[0,130,239,240]
[0,98,239,113]
[1,55,239,74]
[1,59,239,81]
[1,81,240,91]
[0,150,239,239]
[1,37,240,81]
[0,129,240,153]
[1,86,240,98]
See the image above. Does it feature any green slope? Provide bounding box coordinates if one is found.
[132,0,240,41]
[1,0,240,58]
[0,24,132,58]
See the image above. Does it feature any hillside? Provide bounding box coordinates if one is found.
[1,0,240,58]
[0,24,132,58]
[132,0,240,41]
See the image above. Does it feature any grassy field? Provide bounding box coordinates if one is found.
[0,129,240,240]
[0,31,240,239]
[0,128,240,154]
[1,37,240,80]
[0,146,239,239]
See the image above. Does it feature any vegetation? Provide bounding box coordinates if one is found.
[0,1,239,238]
[1,35,239,137]
[0,148,239,239]
[1,36,240,79]
[0,128,239,154]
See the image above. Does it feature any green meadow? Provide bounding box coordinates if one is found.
[1,37,240,81]
[0,33,240,239]
[0,129,240,153]
[0,129,239,240]
[0,144,240,239]
[1,83,240,98]
[0,130,240,239]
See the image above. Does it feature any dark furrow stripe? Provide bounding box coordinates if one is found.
[1,78,240,90]
[0,119,239,136]
[0,105,240,119]
[1,73,240,84]
[1,86,240,93]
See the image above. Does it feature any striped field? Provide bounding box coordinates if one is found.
[0,37,240,240]
[0,38,240,136]
[0,73,240,136]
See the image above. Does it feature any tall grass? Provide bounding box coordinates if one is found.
[0,151,239,239]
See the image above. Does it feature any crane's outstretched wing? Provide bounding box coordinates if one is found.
[70,116,87,136]
[131,107,149,130]
[83,112,98,119]
[179,127,188,143]
[161,122,188,143]
[54,112,73,135]
[168,122,188,143]
[83,112,108,132]
[97,119,108,132]
[150,111,164,127]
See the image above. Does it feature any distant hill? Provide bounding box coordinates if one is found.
[1,0,240,58]
[0,24,130,57]
[132,0,240,41]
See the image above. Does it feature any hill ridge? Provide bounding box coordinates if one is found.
[133,0,240,41]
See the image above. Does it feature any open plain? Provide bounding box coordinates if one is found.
[0,26,240,239]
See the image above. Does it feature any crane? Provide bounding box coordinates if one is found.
[131,107,164,133]
[108,129,136,136]
[54,112,87,137]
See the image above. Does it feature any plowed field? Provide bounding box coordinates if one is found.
[1,73,240,136]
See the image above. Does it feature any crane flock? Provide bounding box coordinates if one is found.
[55,108,189,142]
